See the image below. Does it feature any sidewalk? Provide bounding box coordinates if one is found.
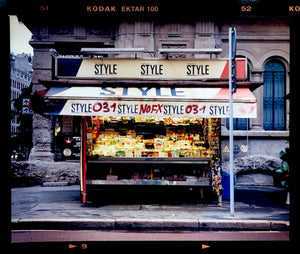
[11,185,289,231]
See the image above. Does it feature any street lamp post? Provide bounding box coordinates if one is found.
[229,27,237,217]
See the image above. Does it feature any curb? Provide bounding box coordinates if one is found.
[42,182,69,187]
[11,218,289,231]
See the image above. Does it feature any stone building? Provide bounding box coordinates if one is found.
[20,14,289,185]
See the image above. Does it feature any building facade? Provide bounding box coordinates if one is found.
[24,16,289,186]
[10,53,32,136]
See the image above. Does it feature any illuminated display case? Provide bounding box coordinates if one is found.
[85,116,220,187]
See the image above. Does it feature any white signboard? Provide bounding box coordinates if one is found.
[58,99,256,118]
[56,58,247,80]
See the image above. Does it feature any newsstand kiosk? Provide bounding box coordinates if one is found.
[37,56,257,204]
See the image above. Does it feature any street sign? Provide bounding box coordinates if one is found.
[22,98,30,106]
[233,144,240,154]
[22,107,33,115]
[222,145,230,153]
[22,98,33,114]
[240,144,249,153]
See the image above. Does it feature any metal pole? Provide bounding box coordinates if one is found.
[229,28,235,217]
[80,116,87,204]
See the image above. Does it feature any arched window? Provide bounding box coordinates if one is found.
[263,61,286,130]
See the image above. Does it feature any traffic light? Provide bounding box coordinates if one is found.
[230,27,237,93]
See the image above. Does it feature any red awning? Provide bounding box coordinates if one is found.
[44,86,257,118]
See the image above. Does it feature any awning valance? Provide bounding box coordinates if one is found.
[39,79,262,90]
[43,87,256,118]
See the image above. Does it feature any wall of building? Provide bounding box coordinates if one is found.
[222,136,289,159]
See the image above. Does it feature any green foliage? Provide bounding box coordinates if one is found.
[276,148,289,190]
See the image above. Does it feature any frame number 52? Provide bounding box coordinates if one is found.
[241,6,252,12]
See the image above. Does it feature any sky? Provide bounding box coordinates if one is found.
[9,15,33,55]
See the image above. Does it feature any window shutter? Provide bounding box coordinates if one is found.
[263,61,285,130]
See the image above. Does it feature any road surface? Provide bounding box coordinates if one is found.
[11,230,289,242]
